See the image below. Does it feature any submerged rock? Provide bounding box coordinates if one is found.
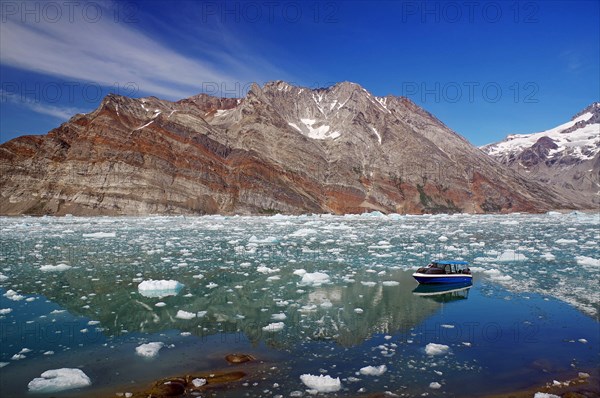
[225,354,255,364]
[147,380,186,396]
[132,371,248,397]
[196,371,246,384]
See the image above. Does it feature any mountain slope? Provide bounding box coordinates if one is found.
[482,103,599,207]
[0,81,582,215]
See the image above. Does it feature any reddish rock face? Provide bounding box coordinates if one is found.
[0,81,579,216]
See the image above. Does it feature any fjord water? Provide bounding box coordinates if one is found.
[0,213,598,397]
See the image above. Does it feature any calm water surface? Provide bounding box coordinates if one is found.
[0,213,598,397]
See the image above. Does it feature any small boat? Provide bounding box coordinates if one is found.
[412,260,472,284]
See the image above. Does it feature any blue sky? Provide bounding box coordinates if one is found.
[1,0,598,145]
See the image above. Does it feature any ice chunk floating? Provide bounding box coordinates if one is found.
[360,365,387,376]
[425,343,450,356]
[298,272,330,286]
[299,374,342,392]
[135,342,164,358]
[40,263,72,272]
[137,279,184,297]
[28,368,91,393]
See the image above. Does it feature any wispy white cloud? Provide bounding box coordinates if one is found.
[560,50,584,72]
[0,2,285,100]
[0,89,85,120]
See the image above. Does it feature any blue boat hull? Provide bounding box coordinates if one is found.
[412,273,473,284]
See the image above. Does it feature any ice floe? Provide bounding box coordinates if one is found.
[575,255,599,267]
[137,280,183,298]
[3,290,24,301]
[175,310,196,320]
[298,272,330,286]
[299,374,341,392]
[425,343,450,356]
[82,232,116,238]
[262,322,285,332]
[28,368,91,393]
[135,342,163,358]
[496,250,528,262]
[192,378,207,387]
[40,263,72,272]
[359,365,387,376]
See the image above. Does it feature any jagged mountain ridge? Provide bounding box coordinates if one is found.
[0,81,582,215]
[482,102,600,206]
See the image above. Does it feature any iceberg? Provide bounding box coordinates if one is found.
[135,342,163,358]
[40,263,72,272]
[425,343,450,356]
[262,322,285,332]
[137,280,183,298]
[299,374,341,392]
[359,365,387,376]
[298,272,330,286]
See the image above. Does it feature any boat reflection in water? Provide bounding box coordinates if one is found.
[412,282,472,303]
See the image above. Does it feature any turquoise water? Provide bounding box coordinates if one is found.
[0,213,598,397]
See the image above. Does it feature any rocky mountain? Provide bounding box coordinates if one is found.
[0,81,585,215]
[482,103,599,207]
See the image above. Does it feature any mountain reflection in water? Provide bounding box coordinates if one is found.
[3,270,441,350]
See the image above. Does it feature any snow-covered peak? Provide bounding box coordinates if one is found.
[483,105,599,162]
[266,80,294,92]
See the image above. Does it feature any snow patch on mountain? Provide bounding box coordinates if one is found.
[296,118,340,140]
[214,109,232,117]
[371,126,382,144]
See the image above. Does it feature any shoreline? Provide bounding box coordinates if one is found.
[483,369,599,398]
[66,364,600,398]
[0,208,598,218]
